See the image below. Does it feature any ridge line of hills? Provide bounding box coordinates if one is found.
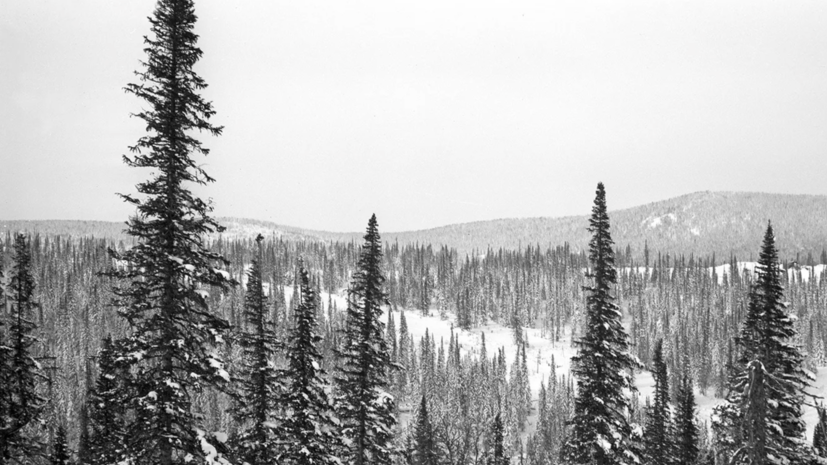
[2,191,827,260]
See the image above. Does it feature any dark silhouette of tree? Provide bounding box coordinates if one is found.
[87,335,128,465]
[277,260,339,464]
[1,234,47,463]
[105,0,235,462]
[674,367,699,465]
[489,411,507,465]
[412,395,439,465]
[231,235,280,464]
[644,339,674,464]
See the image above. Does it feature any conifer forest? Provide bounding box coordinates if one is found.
[4,1,827,464]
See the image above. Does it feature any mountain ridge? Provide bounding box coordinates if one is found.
[3,191,826,260]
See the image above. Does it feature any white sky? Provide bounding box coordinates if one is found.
[2,1,827,232]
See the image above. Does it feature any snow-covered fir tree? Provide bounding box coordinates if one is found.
[334,214,397,465]
[489,411,507,465]
[412,394,439,465]
[105,0,235,462]
[87,335,128,465]
[674,366,700,465]
[713,222,816,464]
[644,339,674,465]
[276,261,340,465]
[231,235,281,465]
[1,234,47,463]
[561,183,642,465]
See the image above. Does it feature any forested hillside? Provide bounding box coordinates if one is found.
[384,191,827,259]
[2,223,827,463]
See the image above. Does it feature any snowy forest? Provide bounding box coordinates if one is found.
[3,1,827,464]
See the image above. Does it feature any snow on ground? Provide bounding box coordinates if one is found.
[805,366,827,440]
[278,285,826,438]
[385,307,577,402]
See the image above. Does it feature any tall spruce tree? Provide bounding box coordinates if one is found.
[562,183,641,465]
[644,339,673,465]
[87,335,128,465]
[232,234,280,464]
[674,367,699,465]
[105,0,235,462]
[412,395,439,465]
[1,234,47,463]
[277,261,339,465]
[714,223,815,464]
[335,214,397,465]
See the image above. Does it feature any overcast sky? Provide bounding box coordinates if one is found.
[2,1,826,232]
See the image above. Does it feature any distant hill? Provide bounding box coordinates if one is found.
[383,191,827,260]
[3,191,827,260]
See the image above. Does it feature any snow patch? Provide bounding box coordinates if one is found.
[207,355,230,382]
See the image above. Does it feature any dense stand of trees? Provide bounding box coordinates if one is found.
[3,0,827,464]
[6,197,827,465]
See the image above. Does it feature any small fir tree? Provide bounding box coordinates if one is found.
[335,215,397,465]
[412,395,439,465]
[232,234,281,464]
[87,335,128,465]
[674,367,700,465]
[489,411,507,465]
[277,261,340,465]
[644,339,674,464]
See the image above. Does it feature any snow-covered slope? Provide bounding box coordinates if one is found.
[301,286,827,440]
